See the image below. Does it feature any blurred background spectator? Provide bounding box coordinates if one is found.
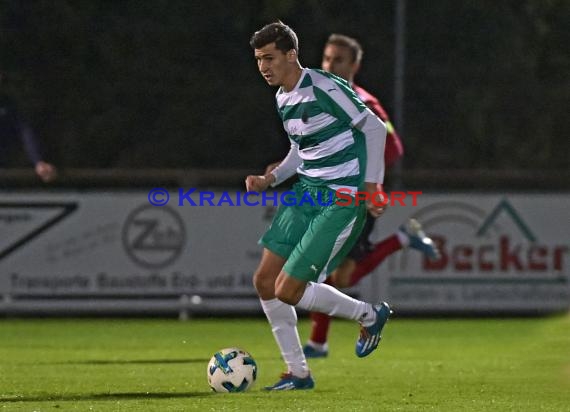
[0,71,57,182]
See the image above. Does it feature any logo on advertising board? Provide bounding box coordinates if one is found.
[122,204,186,269]
[386,198,569,310]
[0,202,78,261]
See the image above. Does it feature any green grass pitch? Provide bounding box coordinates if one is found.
[1,314,568,411]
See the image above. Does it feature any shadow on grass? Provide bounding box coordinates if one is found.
[0,391,214,403]
[60,358,210,365]
[40,356,276,366]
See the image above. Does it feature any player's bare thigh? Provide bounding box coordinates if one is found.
[253,248,287,300]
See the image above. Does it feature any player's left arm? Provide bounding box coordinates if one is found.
[353,108,387,217]
[352,108,386,185]
[315,80,386,217]
[364,98,404,168]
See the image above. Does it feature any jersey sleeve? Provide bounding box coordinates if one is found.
[270,140,302,187]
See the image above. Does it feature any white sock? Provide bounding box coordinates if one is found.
[260,298,309,378]
[396,230,409,247]
[296,282,377,327]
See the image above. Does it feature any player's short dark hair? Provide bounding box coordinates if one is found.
[250,21,299,54]
[326,34,363,63]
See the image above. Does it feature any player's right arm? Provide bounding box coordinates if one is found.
[246,142,301,191]
[265,142,302,187]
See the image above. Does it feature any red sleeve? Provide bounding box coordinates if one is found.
[384,131,404,168]
[353,84,404,168]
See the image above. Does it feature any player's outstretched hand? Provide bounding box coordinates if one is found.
[367,199,387,218]
[245,174,275,192]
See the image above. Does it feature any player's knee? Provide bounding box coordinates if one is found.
[274,281,304,305]
[253,270,275,298]
[274,286,298,305]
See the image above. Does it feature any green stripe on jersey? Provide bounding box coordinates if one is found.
[299,174,363,190]
[299,128,366,189]
[279,101,322,122]
[302,144,358,169]
[292,120,345,148]
[299,73,313,88]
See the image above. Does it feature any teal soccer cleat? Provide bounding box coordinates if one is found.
[400,218,440,260]
[303,344,328,358]
[355,302,392,358]
[264,372,315,391]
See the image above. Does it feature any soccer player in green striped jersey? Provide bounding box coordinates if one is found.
[246,21,392,390]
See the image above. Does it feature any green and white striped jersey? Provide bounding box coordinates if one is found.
[276,68,370,193]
